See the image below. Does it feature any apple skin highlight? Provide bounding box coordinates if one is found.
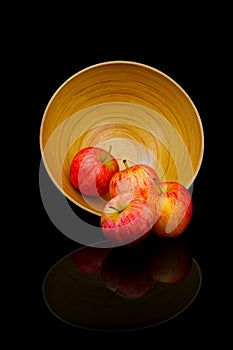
[151,182,193,238]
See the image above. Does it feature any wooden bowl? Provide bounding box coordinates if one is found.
[40,61,204,216]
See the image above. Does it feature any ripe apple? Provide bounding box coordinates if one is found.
[70,146,119,197]
[109,159,160,201]
[151,181,193,238]
[71,246,111,274]
[100,192,155,246]
[151,240,193,283]
[100,246,153,299]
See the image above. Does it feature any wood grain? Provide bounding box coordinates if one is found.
[40,61,204,216]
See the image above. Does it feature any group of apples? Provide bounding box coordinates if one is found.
[70,146,193,246]
[71,237,193,299]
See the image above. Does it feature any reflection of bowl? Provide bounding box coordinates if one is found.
[42,244,202,330]
[40,61,204,216]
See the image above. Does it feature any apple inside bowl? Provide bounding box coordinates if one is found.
[40,61,204,216]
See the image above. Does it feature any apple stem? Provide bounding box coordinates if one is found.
[101,145,112,163]
[109,288,119,298]
[109,205,122,213]
[153,177,163,193]
[123,159,129,169]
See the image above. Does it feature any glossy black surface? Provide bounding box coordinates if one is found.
[42,237,201,331]
[20,29,226,345]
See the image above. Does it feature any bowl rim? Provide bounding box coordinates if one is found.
[39,60,204,215]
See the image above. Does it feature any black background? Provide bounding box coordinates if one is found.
[11,8,229,347]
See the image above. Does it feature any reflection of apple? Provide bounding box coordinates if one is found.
[100,246,153,299]
[70,146,119,196]
[71,246,111,274]
[151,240,193,283]
[151,181,193,238]
[109,160,160,200]
[100,192,155,246]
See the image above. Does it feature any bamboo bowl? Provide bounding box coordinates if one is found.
[40,61,204,216]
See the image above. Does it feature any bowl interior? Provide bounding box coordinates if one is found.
[40,61,204,216]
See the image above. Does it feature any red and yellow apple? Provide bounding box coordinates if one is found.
[71,246,111,274]
[109,160,160,200]
[151,181,193,238]
[100,246,153,299]
[151,240,193,283]
[70,146,119,197]
[100,192,155,246]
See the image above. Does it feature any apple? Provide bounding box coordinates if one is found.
[151,240,193,283]
[100,245,153,299]
[69,146,119,197]
[109,159,160,201]
[151,181,193,238]
[71,246,111,274]
[100,192,155,246]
